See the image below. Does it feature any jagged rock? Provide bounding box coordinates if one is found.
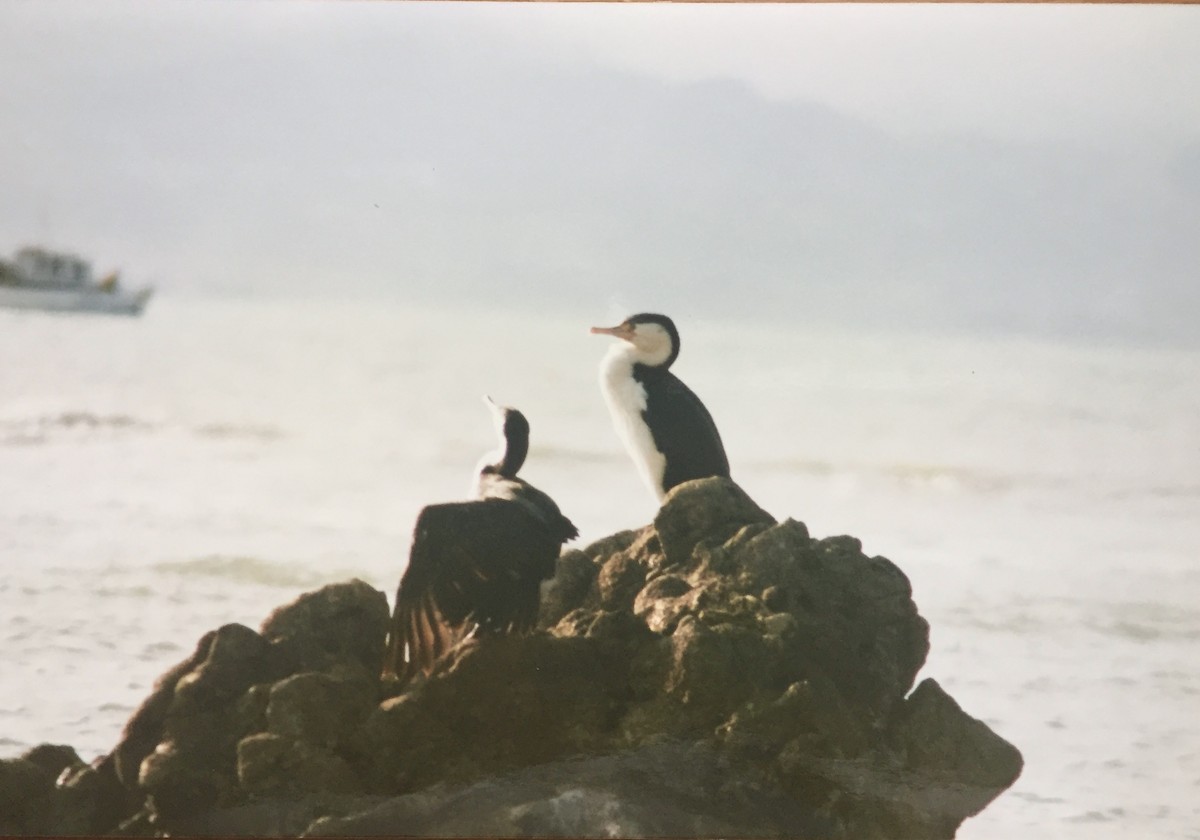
[888,678,1025,794]
[736,522,930,718]
[653,477,775,565]
[260,578,390,675]
[20,743,84,781]
[264,666,377,750]
[596,548,648,610]
[0,755,56,835]
[112,629,217,793]
[754,677,1025,840]
[137,622,289,823]
[632,569,700,633]
[537,549,599,628]
[362,634,628,794]
[6,477,1021,838]
[100,581,389,832]
[55,756,131,836]
[237,733,362,797]
[0,744,117,835]
[232,665,377,799]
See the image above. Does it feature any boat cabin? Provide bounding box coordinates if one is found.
[13,247,94,288]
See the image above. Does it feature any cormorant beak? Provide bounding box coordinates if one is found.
[483,395,507,435]
[590,324,635,342]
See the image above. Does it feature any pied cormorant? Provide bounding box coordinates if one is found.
[591,313,730,502]
[382,397,578,682]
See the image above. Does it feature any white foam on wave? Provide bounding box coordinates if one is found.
[0,410,159,446]
[151,554,359,590]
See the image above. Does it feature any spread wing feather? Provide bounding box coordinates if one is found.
[382,498,567,680]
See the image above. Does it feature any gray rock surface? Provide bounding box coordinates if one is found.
[307,742,833,838]
[4,477,1022,837]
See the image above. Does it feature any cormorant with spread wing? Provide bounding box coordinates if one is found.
[383,397,578,681]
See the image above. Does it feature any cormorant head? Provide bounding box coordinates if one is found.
[480,395,530,478]
[590,313,680,368]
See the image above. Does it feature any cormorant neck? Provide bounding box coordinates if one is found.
[486,428,528,478]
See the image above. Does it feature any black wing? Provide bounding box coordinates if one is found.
[636,366,730,494]
[382,499,565,681]
[480,474,580,544]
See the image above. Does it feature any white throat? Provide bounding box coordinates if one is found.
[599,344,667,501]
[470,456,498,499]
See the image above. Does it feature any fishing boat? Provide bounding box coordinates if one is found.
[0,246,153,316]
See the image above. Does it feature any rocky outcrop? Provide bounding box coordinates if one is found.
[2,477,1022,837]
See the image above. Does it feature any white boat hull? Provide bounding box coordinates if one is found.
[0,285,153,316]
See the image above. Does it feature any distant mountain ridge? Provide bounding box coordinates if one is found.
[1,18,1196,345]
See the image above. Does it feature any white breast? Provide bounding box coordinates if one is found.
[599,347,667,501]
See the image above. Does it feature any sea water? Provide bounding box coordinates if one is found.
[1,296,1197,839]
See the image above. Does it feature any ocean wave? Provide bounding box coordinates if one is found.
[1086,602,1200,643]
[93,584,155,599]
[137,640,184,662]
[1104,484,1200,501]
[0,412,289,447]
[151,554,357,589]
[1066,808,1126,824]
[193,422,284,441]
[744,457,838,477]
[1,432,46,446]
[527,443,619,464]
[954,599,1200,643]
[98,702,135,714]
[743,456,1055,494]
[1089,620,1200,644]
[0,411,159,446]
[946,608,1054,635]
[861,461,1017,493]
[3,411,155,431]
[1011,791,1066,805]
[1101,621,1165,642]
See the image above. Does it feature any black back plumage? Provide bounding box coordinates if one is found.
[382,405,577,682]
[477,472,580,545]
[634,363,730,493]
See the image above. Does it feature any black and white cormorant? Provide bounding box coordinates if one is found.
[382,397,578,681]
[591,313,730,502]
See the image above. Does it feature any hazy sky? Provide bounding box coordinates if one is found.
[2,1,1198,343]
[481,3,1200,148]
[20,1,1191,146]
